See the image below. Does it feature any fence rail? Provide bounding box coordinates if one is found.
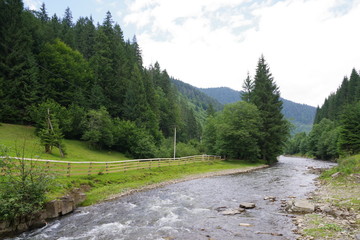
[0,155,222,177]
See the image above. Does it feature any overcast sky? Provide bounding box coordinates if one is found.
[24,0,360,107]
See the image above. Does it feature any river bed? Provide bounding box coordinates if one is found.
[13,156,336,240]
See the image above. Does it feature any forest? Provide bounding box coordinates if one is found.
[0,1,206,158]
[285,68,360,160]
[0,0,290,164]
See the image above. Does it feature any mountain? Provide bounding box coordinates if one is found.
[198,87,316,133]
[172,79,223,112]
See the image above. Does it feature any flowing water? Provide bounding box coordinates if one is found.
[13,156,336,240]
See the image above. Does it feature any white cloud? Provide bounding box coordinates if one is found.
[23,0,41,10]
[126,0,360,106]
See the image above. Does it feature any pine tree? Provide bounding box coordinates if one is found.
[242,72,253,102]
[339,102,360,154]
[0,0,39,123]
[250,56,290,164]
[61,7,75,48]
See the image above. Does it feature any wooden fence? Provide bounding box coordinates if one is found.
[0,155,222,177]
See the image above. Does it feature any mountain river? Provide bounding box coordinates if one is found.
[12,156,336,240]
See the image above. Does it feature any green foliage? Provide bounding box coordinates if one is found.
[112,119,156,159]
[0,145,52,221]
[284,132,308,155]
[307,119,340,160]
[217,102,262,161]
[203,102,262,162]
[339,101,360,154]
[0,0,39,123]
[156,138,201,158]
[37,39,93,107]
[322,155,360,179]
[82,107,115,149]
[315,69,360,124]
[249,56,290,164]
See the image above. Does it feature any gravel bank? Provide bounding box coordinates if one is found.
[106,165,269,201]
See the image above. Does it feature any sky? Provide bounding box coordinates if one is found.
[24,0,360,107]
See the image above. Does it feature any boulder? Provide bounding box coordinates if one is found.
[46,200,62,218]
[60,196,75,215]
[239,202,256,209]
[221,208,245,215]
[290,199,315,213]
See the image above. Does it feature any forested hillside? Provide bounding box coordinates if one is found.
[172,79,223,112]
[314,69,360,124]
[199,87,316,133]
[200,87,240,105]
[285,68,360,160]
[0,1,203,158]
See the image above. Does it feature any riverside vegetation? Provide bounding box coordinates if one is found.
[294,154,360,240]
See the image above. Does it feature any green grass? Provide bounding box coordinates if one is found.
[49,159,263,206]
[321,154,360,179]
[303,214,344,238]
[0,123,128,161]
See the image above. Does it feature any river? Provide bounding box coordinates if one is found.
[13,156,336,240]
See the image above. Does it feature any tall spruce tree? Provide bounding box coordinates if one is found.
[0,0,39,123]
[242,72,253,102]
[249,56,289,164]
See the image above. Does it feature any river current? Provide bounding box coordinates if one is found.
[13,156,336,240]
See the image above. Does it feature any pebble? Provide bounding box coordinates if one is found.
[239,223,253,227]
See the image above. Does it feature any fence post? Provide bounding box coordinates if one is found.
[46,161,50,173]
[88,162,92,176]
[67,163,71,177]
[106,162,108,174]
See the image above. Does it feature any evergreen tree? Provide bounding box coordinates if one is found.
[242,72,253,102]
[0,0,39,123]
[38,109,66,157]
[123,64,154,129]
[339,102,360,154]
[74,16,96,60]
[61,7,75,48]
[37,39,92,107]
[250,56,290,164]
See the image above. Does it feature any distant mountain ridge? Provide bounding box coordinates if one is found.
[199,87,316,133]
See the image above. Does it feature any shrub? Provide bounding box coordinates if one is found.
[0,145,52,221]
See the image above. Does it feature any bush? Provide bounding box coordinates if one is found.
[0,145,52,221]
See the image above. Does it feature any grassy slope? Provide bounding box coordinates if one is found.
[1,123,264,206]
[0,123,128,161]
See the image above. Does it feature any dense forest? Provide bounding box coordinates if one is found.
[199,87,316,133]
[0,1,204,158]
[1,1,290,162]
[285,68,360,160]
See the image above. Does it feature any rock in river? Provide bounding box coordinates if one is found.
[221,208,245,215]
[239,202,256,209]
[287,199,315,213]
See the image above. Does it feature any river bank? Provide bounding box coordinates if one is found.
[293,157,360,240]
